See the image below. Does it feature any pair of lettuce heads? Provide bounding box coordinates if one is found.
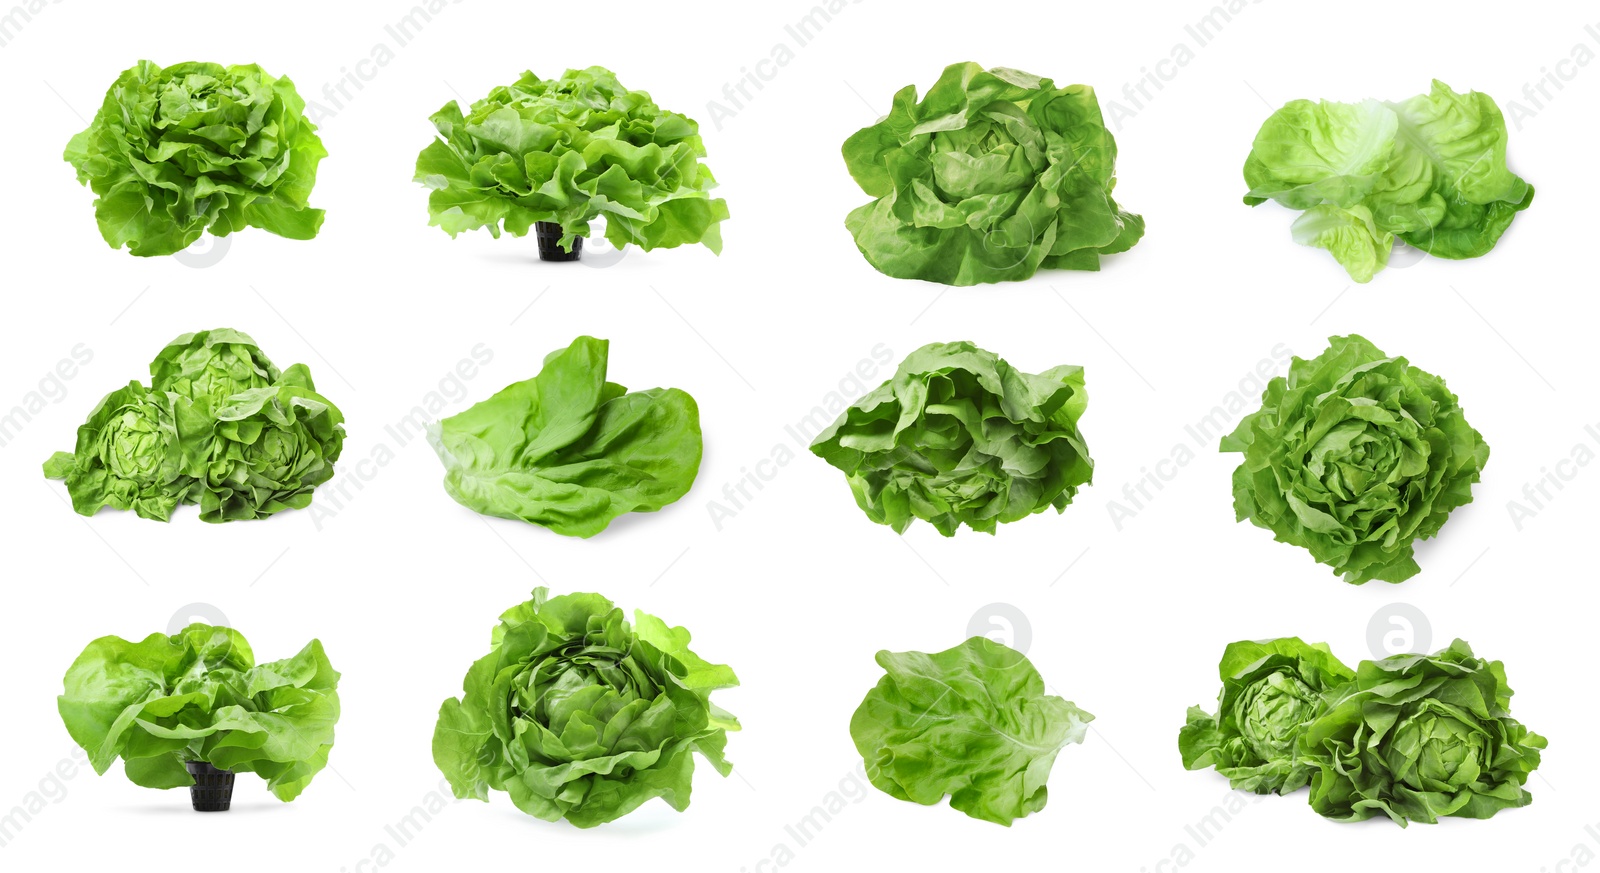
[1181,637,1545,826]
[44,329,344,523]
[811,334,1486,589]
[844,69,1528,285]
[433,589,1091,829]
[65,62,727,258]
[59,624,340,803]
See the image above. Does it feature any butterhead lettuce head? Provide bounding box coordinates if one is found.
[842,63,1143,285]
[1221,335,1488,584]
[433,588,738,827]
[415,66,728,254]
[810,341,1093,535]
[64,61,327,256]
[1243,80,1532,281]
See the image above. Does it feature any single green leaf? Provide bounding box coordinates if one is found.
[850,637,1091,825]
[429,336,701,537]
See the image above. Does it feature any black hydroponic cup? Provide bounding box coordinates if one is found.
[535,221,583,261]
[185,761,235,812]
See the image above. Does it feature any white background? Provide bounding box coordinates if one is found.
[1,0,1595,870]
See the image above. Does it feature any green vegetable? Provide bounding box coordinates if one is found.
[1301,640,1545,826]
[428,336,701,537]
[433,588,738,827]
[151,329,281,412]
[45,329,346,523]
[1221,335,1487,584]
[1243,80,1532,281]
[415,66,728,254]
[199,365,345,522]
[849,637,1092,825]
[42,382,208,521]
[58,624,340,802]
[841,62,1142,285]
[65,61,327,257]
[810,341,1092,535]
[1179,638,1355,794]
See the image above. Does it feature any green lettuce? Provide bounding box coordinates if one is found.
[842,62,1143,285]
[65,61,327,257]
[42,382,209,521]
[850,637,1092,825]
[1301,640,1546,826]
[810,341,1092,535]
[45,329,346,523]
[1221,335,1488,584]
[1180,638,1355,794]
[433,588,738,827]
[428,336,701,537]
[415,66,728,254]
[199,366,344,522]
[1243,80,1532,281]
[151,329,281,412]
[58,624,340,802]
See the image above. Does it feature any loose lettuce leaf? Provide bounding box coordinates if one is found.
[428,336,701,537]
[1221,335,1488,584]
[415,66,728,253]
[432,588,737,827]
[1180,638,1355,794]
[810,341,1092,535]
[842,62,1142,285]
[1301,640,1545,826]
[1243,80,1531,281]
[58,624,340,801]
[850,637,1092,825]
[64,61,326,257]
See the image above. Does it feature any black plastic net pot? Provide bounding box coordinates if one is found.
[185,761,235,812]
[534,221,583,262]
